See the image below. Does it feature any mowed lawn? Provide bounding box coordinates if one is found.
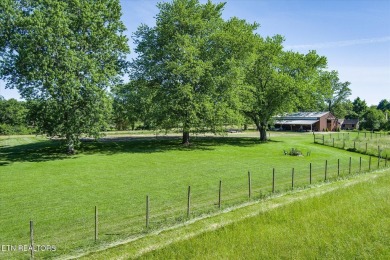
[0,132,381,259]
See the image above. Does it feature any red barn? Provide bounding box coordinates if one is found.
[273,112,337,132]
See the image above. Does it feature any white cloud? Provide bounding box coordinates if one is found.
[286,36,390,50]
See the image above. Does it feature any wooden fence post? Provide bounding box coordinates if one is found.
[359,157,362,172]
[146,196,149,228]
[30,220,34,259]
[187,186,191,218]
[218,180,222,209]
[349,157,352,174]
[325,160,328,181]
[309,163,312,185]
[322,135,325,145]
[369,156,371,171]
[272,168,275,193]
[291,168,294,190]
[95,206,98,241]
[337,159,340,176]
[248,171,251,199]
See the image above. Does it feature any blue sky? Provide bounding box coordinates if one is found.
[1,0,389,105]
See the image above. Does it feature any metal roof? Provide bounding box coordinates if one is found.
[273,112,330,120]
[274,119,319,125]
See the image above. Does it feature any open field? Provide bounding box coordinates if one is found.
[134,169,390,259]
[0,132,388,259]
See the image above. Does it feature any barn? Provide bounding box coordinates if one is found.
[273,112,337,132]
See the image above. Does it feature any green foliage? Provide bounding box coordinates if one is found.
[243,36,329,141]
[0,98,27,126]
[0,98,32,134]
[0,0,130,152]
[131,0,257,144]
[361,107,386,131]
[352,97,368,118]
[324,70,351,116]
[377,99,390,112]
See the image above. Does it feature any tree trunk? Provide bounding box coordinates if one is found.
[257,121,267,141]
[67,138,75,155]
[182,131,190,145]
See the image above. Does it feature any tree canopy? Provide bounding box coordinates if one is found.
[0,0,129,153]
[130,0,257,144]
[242,35,329,140]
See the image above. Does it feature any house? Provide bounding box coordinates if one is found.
[338,118,359,130]
[273,112,337,132]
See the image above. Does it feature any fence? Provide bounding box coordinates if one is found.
[314,131,390,160]
[17,154,389,259]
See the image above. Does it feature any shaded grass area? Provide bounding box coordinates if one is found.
[137,170,390,259]
[0,133,384,259]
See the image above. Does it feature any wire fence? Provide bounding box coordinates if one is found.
[314,131,390,159]
[7,152,388,259]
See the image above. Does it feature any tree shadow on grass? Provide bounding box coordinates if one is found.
[0,139,70,165]
[0,136,275,164]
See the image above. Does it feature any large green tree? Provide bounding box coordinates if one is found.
[242,35,329,141]
[351,97,367,119]
[131,0,256,144]
[0,0,129,153]
[377,99,390,112]
[360,107,386,131]
[324,70,351,116]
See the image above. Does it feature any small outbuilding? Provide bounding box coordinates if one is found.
[338,118,359,130]
[273,112,337,132]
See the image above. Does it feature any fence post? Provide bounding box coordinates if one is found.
[187,186,191,218]
[378,146,380,157]
[146,196,149,228]
[354,141,356,150]
[292,168,294,190]
[248,171,251,199]
[218,180,222,209]
[30,220,34,259]
[349,157,352,174]
[309,163,312,185]
[313,134,316,143]
[378,155,380,169]
[359,157,362,172]
[272,168,275,193]
[325,160,328,181]
[333,138,335,147]
[338,159,340,176]
[322,135,325,145]
[95,206,98,241]
[369,156,371,171]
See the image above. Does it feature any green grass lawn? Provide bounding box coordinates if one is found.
[135,169,390,259]
[0,132,385,259]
